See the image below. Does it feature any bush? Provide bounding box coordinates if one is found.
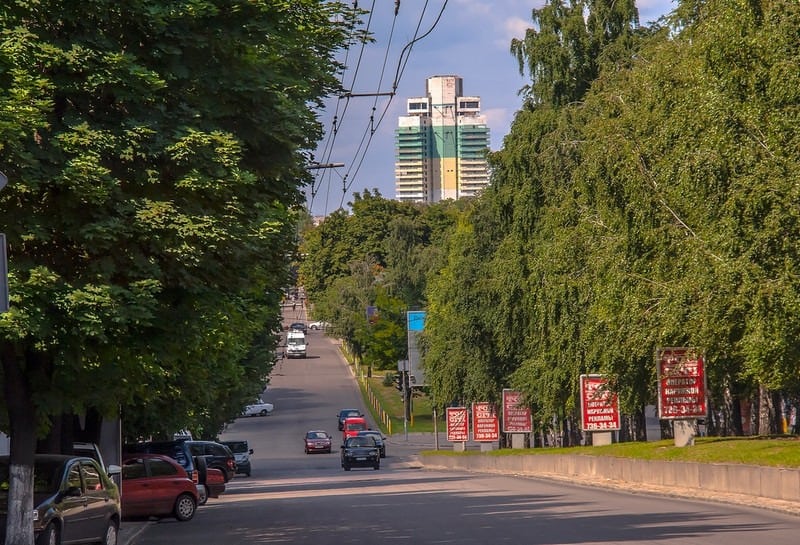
[382,373,395,387]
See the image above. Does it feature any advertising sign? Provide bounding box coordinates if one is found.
[502,389,532,433]
[471,402,499,442]
[446,407,469,442]
[656,347,707,420]
[580,375,621,431]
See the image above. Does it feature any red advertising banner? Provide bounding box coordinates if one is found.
[471,402,499,441]
[656,347,707,420]
[580,375,621,431]
[502,389,532,433]
[446,407,469,442]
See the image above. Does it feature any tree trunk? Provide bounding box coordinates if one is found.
[757,383,776,435]
[2,343,39,545]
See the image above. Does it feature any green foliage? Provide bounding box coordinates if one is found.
[0,0,357,441]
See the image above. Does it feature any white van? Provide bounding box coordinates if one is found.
[286,330,307,358]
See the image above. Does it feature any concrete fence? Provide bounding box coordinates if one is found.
[419,453,800,503]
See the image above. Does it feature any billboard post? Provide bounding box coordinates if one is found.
[656,347,707,447]
[580,375,621,446]
[502,389,532,449]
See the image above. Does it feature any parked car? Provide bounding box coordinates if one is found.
[340,435,380,471]
[242,398,274,417]
[304,430,332,454]
[337,408,363,431]
[0,454,121,545]
[185,440,237,483]
[342,416,368,441]
[121,454,197,521]
[221,440,253,477]
[308,321,330,330]
[123,440,216,504]
[356,430,386,458]
[288,322,307,333]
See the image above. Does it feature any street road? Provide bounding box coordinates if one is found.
[134,318,800,545]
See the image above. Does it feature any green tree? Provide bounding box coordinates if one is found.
[0,2,356,543]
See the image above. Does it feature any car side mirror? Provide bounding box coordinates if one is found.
[249,449,254,454]
[106,464,122,477]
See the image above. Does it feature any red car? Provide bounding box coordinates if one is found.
[121,454,198,521]
[304,430,332,454]
[342,416,368,441]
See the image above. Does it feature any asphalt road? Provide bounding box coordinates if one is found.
[131,319,800,545]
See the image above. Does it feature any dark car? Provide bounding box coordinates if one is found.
[341,435,380,471]
[0,454,121,545]
[288,322,307,334]
[123,439,217,504]
[337,408,363,431]
[304,430,332,454]
[356,430,386,458]
[185,440,237,483]
[221,440,253,477]
[121,454,197,521]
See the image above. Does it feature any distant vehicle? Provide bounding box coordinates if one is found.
[285,330,307,358]
[337,408,363,431]
[356,430,386,458]
[221,440,253,477]
[342,416,368,441]
[304,430,333,454]
[121,454,198,521]
[0,454,121,545]
[288,322,307,334]
[243,399,274,417]
[340,435,380,471]
[309,321,330,330]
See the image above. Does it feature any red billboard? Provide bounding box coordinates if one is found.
[656,347,707,420]
[446,407,469,442]
[471,402,499,441]
[502,389,532,433]
[580,374,621,431]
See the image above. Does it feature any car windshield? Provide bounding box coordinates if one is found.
[347,437,375,447]
[287,338,304,345]
[346,422,366,431]
[307,432,328,439]
[225,441,248,453]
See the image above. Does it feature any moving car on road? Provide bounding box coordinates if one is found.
[340,435,380,471]
[337,408,363,431]
[304,431,333,454]
[356,430,387,458]
[342,416,368,441]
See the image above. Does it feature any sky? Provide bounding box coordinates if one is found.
[306,0,678,217]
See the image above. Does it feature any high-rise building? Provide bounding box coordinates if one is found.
[395,75,490,203]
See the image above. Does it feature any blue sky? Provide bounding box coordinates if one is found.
[307,1,677,216]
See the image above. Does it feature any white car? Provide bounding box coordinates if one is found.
[309,321,330,330]
[242,399,274,417]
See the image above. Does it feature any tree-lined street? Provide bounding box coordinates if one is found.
[134,327,800,545]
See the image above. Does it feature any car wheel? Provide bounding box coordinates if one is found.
[174,493,197,521]
[101,519,119,545]
[197,484,209,506]
[373,463,380,470]
[259,409,268,416]
[245,471,251,477]
[343,464,351,471]
[36,523,58,545]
